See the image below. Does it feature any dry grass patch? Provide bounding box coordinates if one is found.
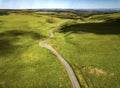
[46,40,61,51]
[88,67,115,77]
[21,53,41,63]
[73,65,89,88]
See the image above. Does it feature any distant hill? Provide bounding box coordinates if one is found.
[0,9,120,16]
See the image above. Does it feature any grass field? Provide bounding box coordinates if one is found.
[0,11,120,88]
[0,13,73,88]
[49,13,120,88]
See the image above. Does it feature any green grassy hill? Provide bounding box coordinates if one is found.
[49,12,120,88]
[86,12,120,22]
[0,11,120,88]
[0,12,72,88]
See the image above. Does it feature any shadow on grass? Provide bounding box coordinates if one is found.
[60,21,120,35]
[0,30,43,40]
[0,30,45,57]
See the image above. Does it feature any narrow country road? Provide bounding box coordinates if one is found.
[39,25,81,88]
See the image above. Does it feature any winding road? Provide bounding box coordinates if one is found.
[39,25,81,88]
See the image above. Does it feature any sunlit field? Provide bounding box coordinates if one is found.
[49,13,120,88]
[0,12,72,88]
[0,10,120,88]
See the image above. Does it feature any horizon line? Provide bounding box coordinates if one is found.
[0,8,120,10]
